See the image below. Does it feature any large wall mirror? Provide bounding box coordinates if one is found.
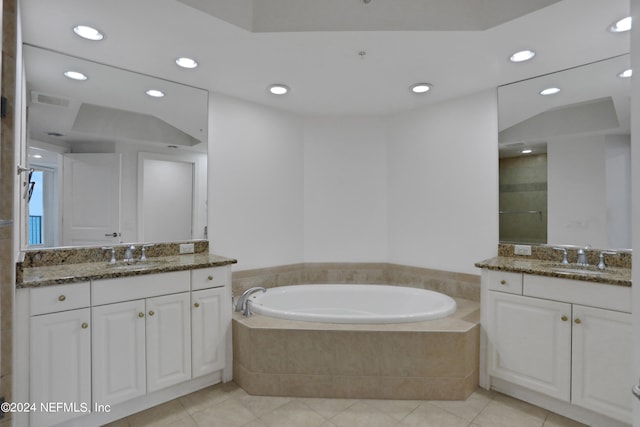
[498,54,631,250]
[23,45,209,248]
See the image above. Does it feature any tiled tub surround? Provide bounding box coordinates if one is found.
[232,263,481,301]
[233,298,479,400]
[16,240,236,287]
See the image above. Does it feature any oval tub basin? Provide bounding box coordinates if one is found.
[248,284,456,324]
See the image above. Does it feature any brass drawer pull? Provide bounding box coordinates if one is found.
[81,322,89,329]
[500,280,507,285]
[138,312,145,318]
[148,310,155,316]
[194,302,200,308]
[58,295,66,302]
[574,318,582,324]
[208,276,214,281]
[561,315,568,322]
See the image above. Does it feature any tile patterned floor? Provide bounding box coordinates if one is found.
[104,382,588,427]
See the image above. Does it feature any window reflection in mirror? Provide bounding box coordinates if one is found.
[498,54,631,249]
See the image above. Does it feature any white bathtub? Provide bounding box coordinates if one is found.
[247,284,457,323]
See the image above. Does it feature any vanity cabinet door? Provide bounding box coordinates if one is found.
[571,305,632,424]
[192,287,227,378]
[146,292,192,392]
[92,300,146,406]
[30,308,91,427]
[487,291,571,401]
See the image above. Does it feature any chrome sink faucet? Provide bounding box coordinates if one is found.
[235,287,267,317]
[576,244,591,266]
[553,247,569,264]
[124,245,136,262]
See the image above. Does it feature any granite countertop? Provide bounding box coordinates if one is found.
[475,256,631,287]
[18,253,237,288]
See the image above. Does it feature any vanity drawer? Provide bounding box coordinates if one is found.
[92,270,190,306]
[523,274,631,313]
[30,282,90,315]
[191,266,230,291]
[485,270,523,295]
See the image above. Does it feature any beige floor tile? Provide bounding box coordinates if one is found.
[319,421,339,427]
[429,388,493,422]
[236,394,292,418]
[329,401,397,427]
[298,397,358,419]
[259,400,327,427]
[398,402,469,427]
[242,420,268,427]
[360,398,422,421]
[102,418,131,427]
[191,397,257,427]
[128,400,191,427]
[179,384,238,414]
[473,394,548,427]
[543,413,588,427]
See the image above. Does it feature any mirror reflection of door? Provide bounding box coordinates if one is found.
[139,157,194,242]
[62,153,122,246]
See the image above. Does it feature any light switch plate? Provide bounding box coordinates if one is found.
[179,243,194,254]
[514,244,532,256]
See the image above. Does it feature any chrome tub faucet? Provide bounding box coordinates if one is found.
[235,287,267,317]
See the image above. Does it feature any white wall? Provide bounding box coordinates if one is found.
[548,133,631,249]
[208,91,499,275]
[303,117,389,262]
[208,94,304,270]
[387,90,499,275]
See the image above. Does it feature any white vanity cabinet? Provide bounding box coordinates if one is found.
[17,262,233,427]
[482,269,632,425]
[29,282,92,427]
[91,271,192,406]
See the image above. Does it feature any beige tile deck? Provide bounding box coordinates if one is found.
[103,382,589,427]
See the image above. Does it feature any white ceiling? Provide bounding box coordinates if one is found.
[20,0,630,116]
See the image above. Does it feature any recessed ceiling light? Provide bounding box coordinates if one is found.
[618,69,633,78]
[63,71,88,81]
[610,16,632,33]
[509,50,536,63]
[176,57,198,69]
[32,154,43,159]
[521,149,533,154]
[410,83,432,94]
[73,25,104,41]
[145,89,165,98]
[269,84,289,95]
[540,87,560,96]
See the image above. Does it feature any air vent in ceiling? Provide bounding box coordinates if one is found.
[31,91,71,108]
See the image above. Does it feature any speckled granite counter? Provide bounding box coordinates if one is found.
[16,241,237,288]
[475,256,631,287]
[18,253,237,288]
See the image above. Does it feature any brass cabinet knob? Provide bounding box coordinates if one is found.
[574,318,582,324]
[58,295,66,301]
[194,302,200,308]
[81,322,89,329]
[500,280,507,285]
[148,310,155,316]
[138,312,145,318]
[207,276,214,281]
[561,315,568,322]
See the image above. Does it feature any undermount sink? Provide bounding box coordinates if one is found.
[107,260,166,271]
[544,263,610,277]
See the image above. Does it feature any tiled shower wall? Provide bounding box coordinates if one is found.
[232,263,480,301]
[0,1,17,425]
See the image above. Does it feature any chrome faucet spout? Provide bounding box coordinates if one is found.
[235,287,267,317]
[124,245,135,262]
[576,244,591,266]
